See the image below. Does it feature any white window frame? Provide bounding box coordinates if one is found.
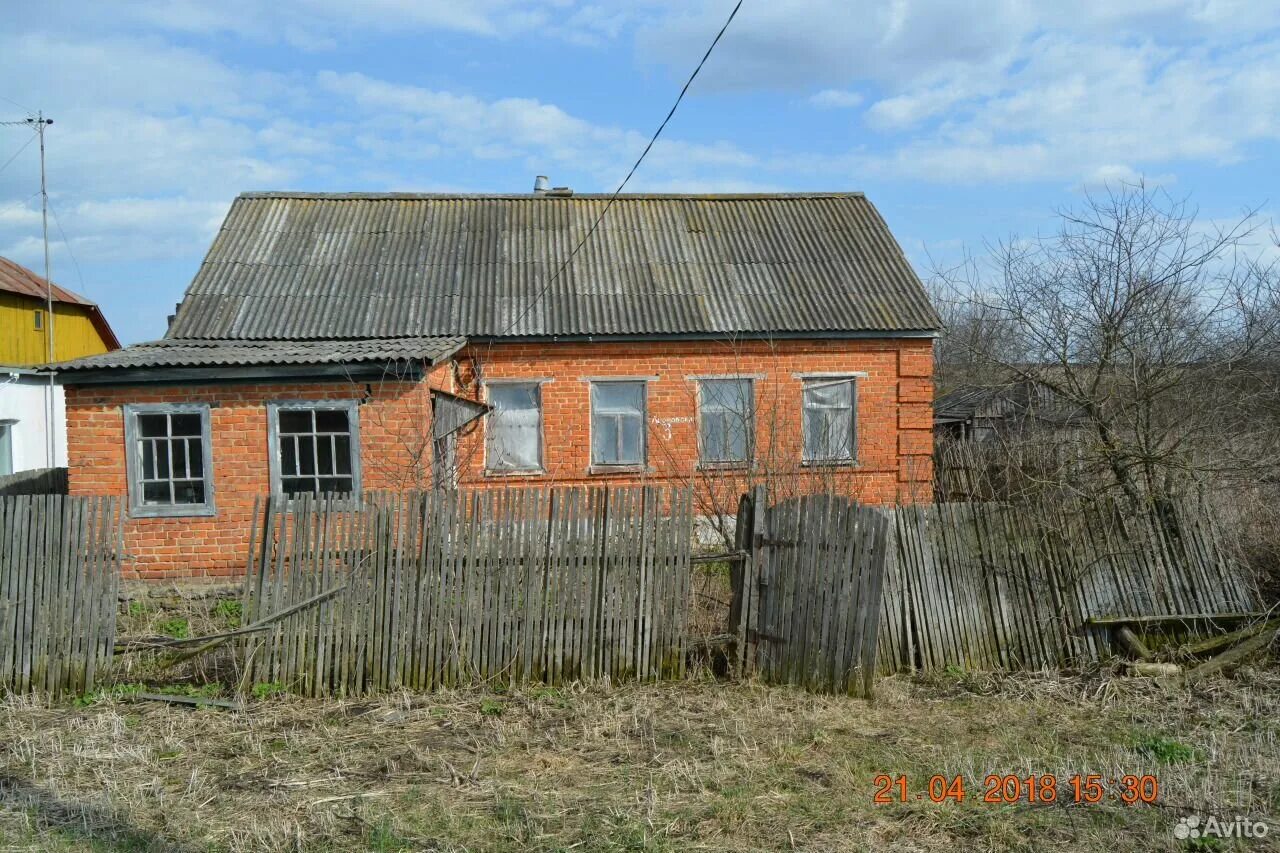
[483,379,547,475]
[588,379,650,472]
[696,377,755,468]
[123,403,216,518]
[801,376,859,465]
[266,400,362,500]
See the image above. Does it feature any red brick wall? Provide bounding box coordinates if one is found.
[66,380,435,580]
[65,337,933,579]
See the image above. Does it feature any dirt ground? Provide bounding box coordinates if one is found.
[1,663,1277,853]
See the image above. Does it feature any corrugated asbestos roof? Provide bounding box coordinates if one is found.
[165,192,940,340]
[52,337,465,371]
[0,255,122,350]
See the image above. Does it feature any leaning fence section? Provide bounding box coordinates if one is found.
[0,494,121,695]
[878,497,1257,672]
[240,486,694,696]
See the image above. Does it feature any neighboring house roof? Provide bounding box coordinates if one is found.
[164,192,941,341]
[51,336,466,371]
[935,380,1084,428]
[0,255,121,350]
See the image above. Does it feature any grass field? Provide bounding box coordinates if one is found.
[1,664,1277,852]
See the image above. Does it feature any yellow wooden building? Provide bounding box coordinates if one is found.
[0,255,119,366]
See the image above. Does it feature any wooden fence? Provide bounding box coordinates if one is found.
[0,467,68,496]
[239,486,694,696]
[732,490,891,696]
[878,497,1257,671]
[0,495,121,695]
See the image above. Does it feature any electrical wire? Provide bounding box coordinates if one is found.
[0,94,35,113]
[0,190,40,221]
[493,0,744,338]
[0,131,37,179]
[48,200,87,293]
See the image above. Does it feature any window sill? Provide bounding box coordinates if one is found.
[695,461,752,472]
[273,494,363,511]
[800,459,860,469]
[587,465,652,476]
[484,468,547,478]
[130,504,217,520]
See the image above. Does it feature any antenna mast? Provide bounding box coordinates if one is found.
[30,113,55,468]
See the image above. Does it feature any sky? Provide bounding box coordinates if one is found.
[1,0,1278,345]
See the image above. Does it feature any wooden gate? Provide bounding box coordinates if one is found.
[731,488,891,696]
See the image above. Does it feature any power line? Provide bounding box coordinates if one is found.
[495,0,744,337]
[0,190,41,222]
[48,200,87,294]
[0,94,36,114]
[0,130,37,179]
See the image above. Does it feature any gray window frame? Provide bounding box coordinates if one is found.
[266,399,362,501]
[697,377,755,468]
[123,403,216,518]
[483,379,546,475]
[0,419,14,477]
[588,379,649,471]
[801,377,859,465]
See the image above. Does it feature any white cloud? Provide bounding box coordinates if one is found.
[634,1,1280,185]
[316,70,756,185]
[0,26,757,277]
[854,36,1280,183]
[808,89,863,109]
[34,0,633,49]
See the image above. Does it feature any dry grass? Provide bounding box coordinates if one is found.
[2,664,1278,852]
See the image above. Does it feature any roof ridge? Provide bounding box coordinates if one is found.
[236,191,868,201]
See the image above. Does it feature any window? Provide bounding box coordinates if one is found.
[699,378,753,465]
[485,382,543,473]
[123,404,214,517]
[802,378,857,463]
[590,381,646,468]
[0,420,13,476]
[33,309,43,331]
[268,401,360,498]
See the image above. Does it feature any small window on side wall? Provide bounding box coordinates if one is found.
[0,420,14,477]
[802,378,857,464]
[33,310,43,331]
[590,381,646,468]
[699,378,753,466]
[486,382,543,473]
[267,401,360,499]
[124,404,215,517]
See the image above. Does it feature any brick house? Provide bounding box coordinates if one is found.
[55,191,939,579]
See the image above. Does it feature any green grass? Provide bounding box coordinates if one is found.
[211,599,242,628]
[156,618,189,640]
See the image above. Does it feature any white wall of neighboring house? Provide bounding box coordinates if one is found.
[0,370,66,474]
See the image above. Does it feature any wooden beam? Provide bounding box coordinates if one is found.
[1185,624,1280,682]
[1113,625,1153,661]
[1086,612,1263,628]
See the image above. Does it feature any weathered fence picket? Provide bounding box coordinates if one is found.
[0,494,120,695]
[739,493,891,696]
[877,497,1257,672]
[240,486,693,696]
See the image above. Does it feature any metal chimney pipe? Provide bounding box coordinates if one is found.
[533,175,550,195]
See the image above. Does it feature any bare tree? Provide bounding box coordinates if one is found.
[937,182,1280,509]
